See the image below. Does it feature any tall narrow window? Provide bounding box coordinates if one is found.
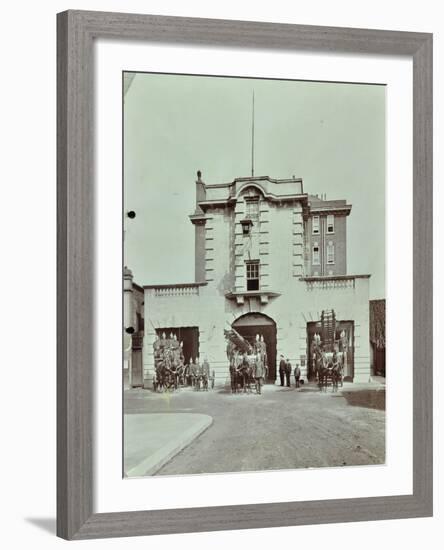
[326,214,335,234]
[246,260,260,291]
[312,216,320,235]
[312,243,320,266]
[245,198,259,220]
[327,241,335,264]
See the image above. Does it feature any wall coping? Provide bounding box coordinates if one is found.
[301,274,371,282]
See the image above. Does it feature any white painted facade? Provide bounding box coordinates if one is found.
[141,174,371,387]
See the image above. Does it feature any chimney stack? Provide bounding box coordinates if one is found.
[195,170,206,205]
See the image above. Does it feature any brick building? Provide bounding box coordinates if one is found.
[304,195,350,277]
[137,171,371,387]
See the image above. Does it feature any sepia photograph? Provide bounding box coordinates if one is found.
[123,72,386,478]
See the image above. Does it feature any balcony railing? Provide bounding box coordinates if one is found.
[144,282,207,297]
[302,274,370,291]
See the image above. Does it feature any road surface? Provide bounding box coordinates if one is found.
[124,382,385,476]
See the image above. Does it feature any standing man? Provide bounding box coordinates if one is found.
[260,335,268,380]
[253,352,266,395]
[294,362,301,388]
[179,341,185,363]
[285,358,292,388]
[254,334,261,353]
[202,357,210,390]
[189,358,198,388]
[195,356,202,390]
[279,354,286,386]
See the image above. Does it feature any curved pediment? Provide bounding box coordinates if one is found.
[236,182,267,199]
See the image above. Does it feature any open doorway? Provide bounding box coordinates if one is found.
[232,313,277,382]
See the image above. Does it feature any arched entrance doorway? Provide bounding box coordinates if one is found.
[232,313,277,382]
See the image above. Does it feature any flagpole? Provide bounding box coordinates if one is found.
[251,91,255,177]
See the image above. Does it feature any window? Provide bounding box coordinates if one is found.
[326,214,335,234]
[246,260,260,291]
[312,243,320,265]
[245,198,259,220]
[136,312,144,332]
[327,241,335,264]
[312,216,320,235]
[241,219,253,236]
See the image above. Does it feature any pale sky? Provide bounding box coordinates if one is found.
[124,72,385,300]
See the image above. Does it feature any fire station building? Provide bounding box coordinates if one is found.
[134,171,371,387]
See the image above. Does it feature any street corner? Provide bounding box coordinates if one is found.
[124,412,213,477]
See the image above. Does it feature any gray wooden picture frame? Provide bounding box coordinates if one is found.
[57,9,433,540]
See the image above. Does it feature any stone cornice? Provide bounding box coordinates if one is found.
[225,289,281,305]
[308,204,352,216]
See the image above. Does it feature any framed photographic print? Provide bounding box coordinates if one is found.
[57,10,433,540]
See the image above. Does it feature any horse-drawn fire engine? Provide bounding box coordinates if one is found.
[224,327,268,395]
[152,332,215,392]
[311,310,347,391]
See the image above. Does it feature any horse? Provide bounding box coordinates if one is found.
[153,364,169,392]
[324,351,344,391]
[238,354,256,393]
[312,341,326,392]
[229,352,244,393]
[153,350,178,392]
[176,362,186,387]
[329,352,344,392]
[316,352,330,392]
[315,350,344,392]
[229,365,245,393]
[331,362,341,392]
[229,352,256,393]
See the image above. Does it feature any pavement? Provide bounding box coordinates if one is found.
[124,412,212,477]
[124,380,385,476]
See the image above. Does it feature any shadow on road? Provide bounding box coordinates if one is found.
[298,386,321,393]
[338,389,386,411]
[216,388,234,395]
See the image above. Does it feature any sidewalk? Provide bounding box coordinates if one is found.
[124,412,212,477]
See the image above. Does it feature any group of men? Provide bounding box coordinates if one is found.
[187,357,211,389]
[153,331,305,391]
[278,355,302,388]
[153,332,184,370]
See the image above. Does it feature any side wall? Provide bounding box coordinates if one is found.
[297,277,371,383]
